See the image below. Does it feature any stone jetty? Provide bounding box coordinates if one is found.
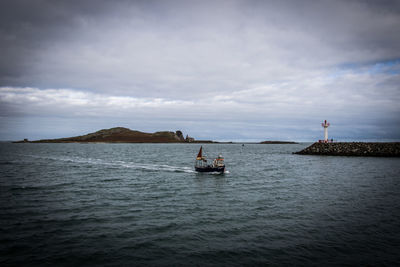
[294,142,400,157]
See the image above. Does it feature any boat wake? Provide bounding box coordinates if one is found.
[117,161,196,173]
[26,155,196,173]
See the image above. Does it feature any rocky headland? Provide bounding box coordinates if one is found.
[14,127,206,143]
[294,142,400,157]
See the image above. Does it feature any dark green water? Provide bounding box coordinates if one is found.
[1,143,400,266]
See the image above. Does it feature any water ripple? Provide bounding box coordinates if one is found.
[1,143,400,266]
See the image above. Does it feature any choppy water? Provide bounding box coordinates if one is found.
[1,143,400,266]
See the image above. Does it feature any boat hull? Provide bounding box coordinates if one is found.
[195,166,225,173]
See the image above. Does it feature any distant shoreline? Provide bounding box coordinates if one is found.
[12,140,299,144]
[11,126,299,144]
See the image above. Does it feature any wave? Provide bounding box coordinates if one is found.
[0,161,15,165]
[119,162,196,173]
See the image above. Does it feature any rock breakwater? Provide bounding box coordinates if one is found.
[294,142,400,157]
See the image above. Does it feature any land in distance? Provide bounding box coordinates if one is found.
[13,127,298,144]
[13,127,213,143]
[260,141,298,144]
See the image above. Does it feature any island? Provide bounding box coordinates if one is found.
[294,142,400,157]
[260,141,298,144]
[13,127,214,143]
[13,127,301,144]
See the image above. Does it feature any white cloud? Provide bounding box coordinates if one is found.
[0,0,399,140]
[1,62,399,140]
[0,87,195,116]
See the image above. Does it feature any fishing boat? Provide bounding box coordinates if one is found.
[194,146,225,173]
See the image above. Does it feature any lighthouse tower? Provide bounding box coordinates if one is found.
[321,120,330,143]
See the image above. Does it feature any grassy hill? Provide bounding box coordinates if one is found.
[26,127,188,143]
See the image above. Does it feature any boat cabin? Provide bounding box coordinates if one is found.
[213,155,224,167]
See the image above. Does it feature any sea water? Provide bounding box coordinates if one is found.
[1,143,399,266]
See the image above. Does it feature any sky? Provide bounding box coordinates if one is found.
[1,0,400,141]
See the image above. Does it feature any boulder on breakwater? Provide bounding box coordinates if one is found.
[294,142,400,157]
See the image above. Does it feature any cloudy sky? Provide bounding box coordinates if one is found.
[1,0,399,141]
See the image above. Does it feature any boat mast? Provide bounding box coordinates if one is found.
[196,146,203,160]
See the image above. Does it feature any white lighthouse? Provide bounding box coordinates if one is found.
[321,120,330,143]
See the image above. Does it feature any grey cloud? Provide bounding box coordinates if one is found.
[1,0,400,93]
[0,0,399,140]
